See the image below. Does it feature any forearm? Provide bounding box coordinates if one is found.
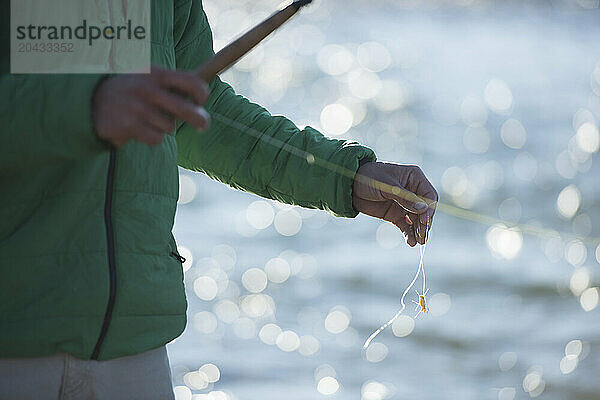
[176,78,376,217]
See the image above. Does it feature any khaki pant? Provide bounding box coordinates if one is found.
[0,346,174,400]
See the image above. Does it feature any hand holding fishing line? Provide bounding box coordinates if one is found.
[353,161,438,246]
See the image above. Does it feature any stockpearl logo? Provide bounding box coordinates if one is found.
[11,0,151,74]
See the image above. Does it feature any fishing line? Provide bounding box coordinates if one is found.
[192,0,599,247]
[209,111,600,248]
[362,238,428,349]
[421,244,426,294]
[420,221,429,296]
[206,109,599,349]
[191,0,597,355]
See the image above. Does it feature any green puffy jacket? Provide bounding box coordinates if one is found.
[0,0,376,360]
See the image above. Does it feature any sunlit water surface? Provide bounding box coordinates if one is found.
[167,1,600,399]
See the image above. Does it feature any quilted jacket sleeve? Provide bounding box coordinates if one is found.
[174,0,376,217]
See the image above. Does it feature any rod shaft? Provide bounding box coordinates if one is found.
[197,1,308,82]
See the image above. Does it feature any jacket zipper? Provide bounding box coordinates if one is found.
[170,251,186,264]
[91,149,117,360]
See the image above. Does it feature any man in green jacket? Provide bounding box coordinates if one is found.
[0,1,437,399]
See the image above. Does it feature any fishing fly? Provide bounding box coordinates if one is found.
[363,219,430,349]
[413,288,429,318]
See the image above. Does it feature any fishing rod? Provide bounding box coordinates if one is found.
[196,0,313,81]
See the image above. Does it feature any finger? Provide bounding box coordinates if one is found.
[417,216,427,244]
[154,68,209,105]
[402,220,418,247]
[144,86,210,131]
[418,201,437,241]
[406,166,438,223]
[381,185,429,215]
[420,199,437,232]
[383,202,418,247]
[352,196,390,219]
[133,102,176,133]
[130,122,165,146]
[412,212,427,245]
[353,197,417,246]
[412,210,433,245]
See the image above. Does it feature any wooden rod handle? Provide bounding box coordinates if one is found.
[196,1,311,82]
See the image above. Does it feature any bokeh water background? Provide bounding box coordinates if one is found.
[167,1,600,399]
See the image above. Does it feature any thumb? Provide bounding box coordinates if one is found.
[381,185,429,214]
